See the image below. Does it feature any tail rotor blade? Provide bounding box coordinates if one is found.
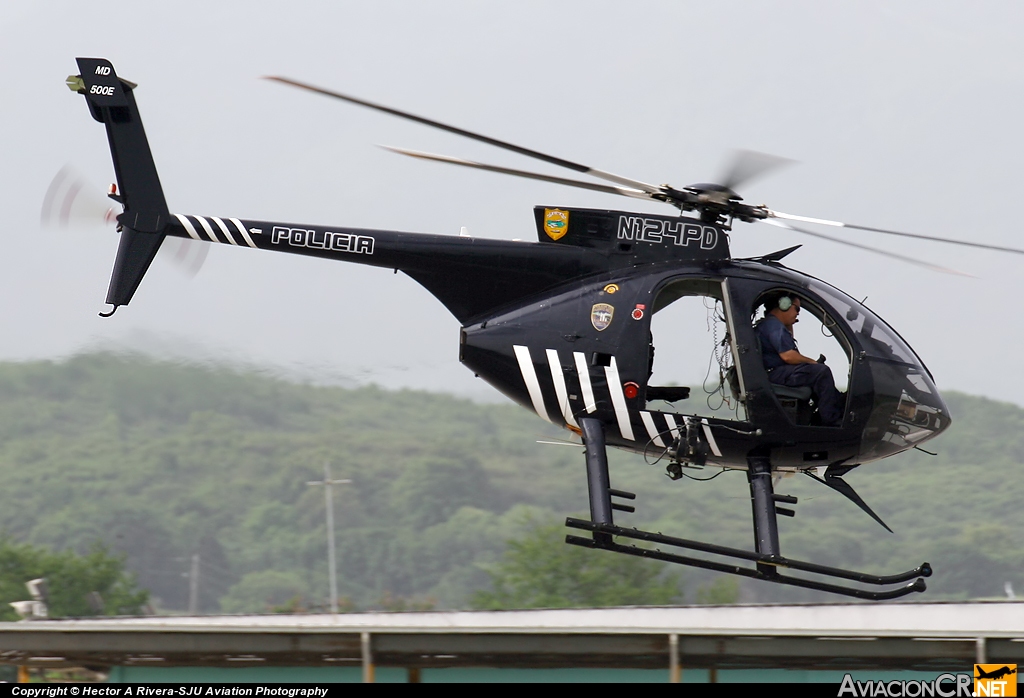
[42,165,208,278]
[160,237,209,278]
[41,166,115,229]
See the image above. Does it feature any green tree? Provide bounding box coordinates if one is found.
[0,537,148,620]
[220,570,308,613]
[473,520,682,609]
[695,577,740,604]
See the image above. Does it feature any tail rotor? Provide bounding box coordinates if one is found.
[42,165,208,278]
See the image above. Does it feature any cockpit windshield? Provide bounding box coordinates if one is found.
[806,279,925,370]
[796,277,947,462]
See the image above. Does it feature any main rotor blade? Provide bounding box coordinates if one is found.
[770,210,1024,256]
[265,76,667,197]
[763,219,973,277]
[719,150,795,191]
[379,145,652,202]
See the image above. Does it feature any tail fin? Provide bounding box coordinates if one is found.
[71,58,169,312]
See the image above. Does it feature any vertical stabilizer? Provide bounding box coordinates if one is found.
[72,58,169,311]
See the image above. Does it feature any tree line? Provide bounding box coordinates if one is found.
[0,353,1017,615]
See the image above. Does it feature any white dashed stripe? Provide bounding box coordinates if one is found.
[573,352,597,414]
[174,214,202,241]
[603,357,634,441]
[701,418,723,457]
[545,349,578,428]
[514,345,551,423]
[212,217,238,245]
[230,218,258,248]
[663,414,681,441]
[195,216,220,243]
[640,411,665,447]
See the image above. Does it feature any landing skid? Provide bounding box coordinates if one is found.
[566,520,928,600]
[568,418,930,601]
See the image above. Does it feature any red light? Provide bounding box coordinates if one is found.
[623,382,639,399]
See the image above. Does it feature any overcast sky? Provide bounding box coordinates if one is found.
[2,1,1022,406]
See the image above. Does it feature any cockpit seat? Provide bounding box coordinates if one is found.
[770,383,814,425]
[770,384,812,401]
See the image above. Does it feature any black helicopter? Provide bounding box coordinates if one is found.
[67,57,1024,601]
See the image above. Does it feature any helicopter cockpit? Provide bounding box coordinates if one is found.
[749,289,852,427]
[635,264,948,468]
[800,277,950,461]
[724,265,950,465]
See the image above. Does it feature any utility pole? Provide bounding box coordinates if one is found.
[188,554,200,615]
[307,463,351,613]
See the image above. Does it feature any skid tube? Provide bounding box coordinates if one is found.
[565,519,929,601]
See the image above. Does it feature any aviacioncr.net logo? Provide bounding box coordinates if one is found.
[839,674,973,697]
[975,665,1017,697]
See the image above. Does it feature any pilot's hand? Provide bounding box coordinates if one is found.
[817,354,826,364]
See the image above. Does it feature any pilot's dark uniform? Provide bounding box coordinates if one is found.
[756,315,843,426]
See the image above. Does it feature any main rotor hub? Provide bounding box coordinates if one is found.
[684,183,743,205]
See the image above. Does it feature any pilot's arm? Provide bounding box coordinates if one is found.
[778,349,821,365]
[762,318,823,366]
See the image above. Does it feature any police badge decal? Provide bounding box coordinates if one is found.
[591,303,614,331]
[543,208,569,240]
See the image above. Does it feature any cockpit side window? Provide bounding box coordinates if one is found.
[752,289,853,391]
[748,288,854,428]
[646,278,746,420]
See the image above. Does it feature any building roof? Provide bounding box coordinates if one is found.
[1,602,1020,670]
[6,600,1024,636]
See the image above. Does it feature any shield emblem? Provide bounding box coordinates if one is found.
[591,303,614,331]
[543,208,569,240]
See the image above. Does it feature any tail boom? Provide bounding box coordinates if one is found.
[72,58,606,321]
[164,214,604,323]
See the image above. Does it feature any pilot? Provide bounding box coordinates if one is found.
[755,292,843,427]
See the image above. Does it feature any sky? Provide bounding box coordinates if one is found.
[2,1,1023,405]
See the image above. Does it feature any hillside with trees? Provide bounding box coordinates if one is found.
[0,353,1018,613]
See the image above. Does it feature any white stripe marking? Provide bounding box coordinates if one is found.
[514,345,551,423]
[640,411,665,447]
[663,414,681,441]
[701,418,722,457]
[545,349,578,428]
[174,214,202,241]
[212,217,238,245]
[195,216,219,243]
[230,218,257,248]
[573,352,597,414]
[604,357,634,441]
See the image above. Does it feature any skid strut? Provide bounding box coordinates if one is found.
[748,455,780,577]
[566,421,930,600]
[580,418,613,544]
